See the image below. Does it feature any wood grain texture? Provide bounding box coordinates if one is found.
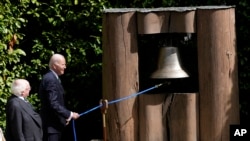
[102,12,139,141]
[197,7,240,141]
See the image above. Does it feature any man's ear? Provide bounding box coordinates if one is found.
[52,64,57,69]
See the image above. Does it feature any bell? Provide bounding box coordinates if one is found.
[151,46,189,79]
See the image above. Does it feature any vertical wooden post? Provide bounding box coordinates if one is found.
[102,11,139,141]
[169,11,196,33]
[139,94,167,141]
[166,93,198,141]
[137,12,170,34]
[197,7,240,141]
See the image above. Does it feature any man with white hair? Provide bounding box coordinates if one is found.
[5,79,43,141]
[39,53,79,141]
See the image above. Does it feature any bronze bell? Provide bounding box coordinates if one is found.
[151,46,189,79]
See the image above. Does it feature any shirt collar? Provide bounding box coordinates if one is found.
[50,69,59,79]
[17,96,25,101]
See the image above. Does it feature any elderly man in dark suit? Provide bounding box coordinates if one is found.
[6,79,43,141]
[39,53,80,141]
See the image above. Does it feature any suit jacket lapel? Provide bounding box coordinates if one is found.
[49,70,64,94]
[17,98,42,128]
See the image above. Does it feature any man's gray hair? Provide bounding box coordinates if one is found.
[11,79,29,96]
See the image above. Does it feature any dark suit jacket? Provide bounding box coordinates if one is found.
[6,95,43,141]
[39,70,71,133]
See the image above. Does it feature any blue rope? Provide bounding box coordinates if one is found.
[79,105,102,117]
[72,119,77,140]
[72,83,163,141]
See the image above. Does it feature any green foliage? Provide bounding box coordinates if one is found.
[0,0,110,134]
[0,0,29,130]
